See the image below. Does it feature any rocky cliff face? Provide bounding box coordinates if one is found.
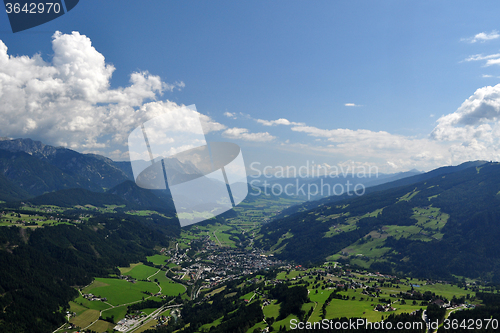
[0,137,58,158]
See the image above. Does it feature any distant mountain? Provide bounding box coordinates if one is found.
[273,161,485,220]
[0,138,131,191]
[0,172,29,202]
[0,149,102,196]
[0,138,183,211]
[107,180,175,211]
[256,161,500,282]
[113,160,135,180]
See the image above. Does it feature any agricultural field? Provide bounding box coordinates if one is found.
[153,270,186,296]
[82,277,159,306]
[218,266,476,333]
[174,195,301,253]
[323,205,451,265]
[126,209,170,218]
[0,211,75,228]
[147,254,170,265]
[0,204,174,230]
[59,259,187,333]
[101,305,127,323]
[179,223,240,248]
[73,204,125,214]
[120,263,159,280]
[69,309,100,329]
[87,320,115,332]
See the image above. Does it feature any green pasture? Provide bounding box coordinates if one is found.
[397,189,420,202]
[120,263,158,280]
[88,320,115,332]
[73,294,111,311]
[102,305,128,323]
[83,278,159,306]
[154,271,186,296]
[68,301,89,317]
[69,309,100,328]
[147,254,170,265]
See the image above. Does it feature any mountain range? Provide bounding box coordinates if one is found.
[0,138,178,212]
[256,160,500,282]
[4,137,500,284]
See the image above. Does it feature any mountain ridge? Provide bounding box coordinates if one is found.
[256,160,500,282]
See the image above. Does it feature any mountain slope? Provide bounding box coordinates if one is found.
[107,180,175,211]
[0,172,30,202]
[0,149,102,196]
[0,138,130,190]
[273,161,486,220]
[27,188,130,208]
[256,161,500,282]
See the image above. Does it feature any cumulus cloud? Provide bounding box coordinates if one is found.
[222,127,276,142]
[431,84,500,136]
[0,31,221,156]
[256,118,304,126]
[344,103,362,107]
[277,83,500,170]
[430,84,500,162]
[462,30,500,43]
[286,124,451,171]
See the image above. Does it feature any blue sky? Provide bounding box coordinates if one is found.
[2,1,500,173]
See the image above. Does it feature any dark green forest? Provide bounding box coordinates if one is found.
[0,213,179,333]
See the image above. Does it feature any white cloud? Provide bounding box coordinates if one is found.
[463,53,500,62]
[224,111,237,119]
[0,31,221,156]
[344,103,362,107]
[431,84,500,134]
[430,83,500,162]
[287,124,451,171]
[256,118,304,126]
[485,58,500,66]
[462,30,500,43]
[222,127,276,142]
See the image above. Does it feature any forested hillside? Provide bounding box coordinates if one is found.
[0,212,179,333]
[256,162,500,282]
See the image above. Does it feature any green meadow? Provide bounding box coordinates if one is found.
[147,254,170,265]
[69,308,100,328]
[101,305,128,323]
[119,263,158,280]
[83,278,159,306]
[88,320,115,332]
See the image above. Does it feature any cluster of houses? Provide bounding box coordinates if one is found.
[374,303,396,312]
[1,209,84,226]
[81,293,107,302]
[118,275,137,283]
[206,249,282,275]
[153,314,170,327]
[160,238,283,291]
